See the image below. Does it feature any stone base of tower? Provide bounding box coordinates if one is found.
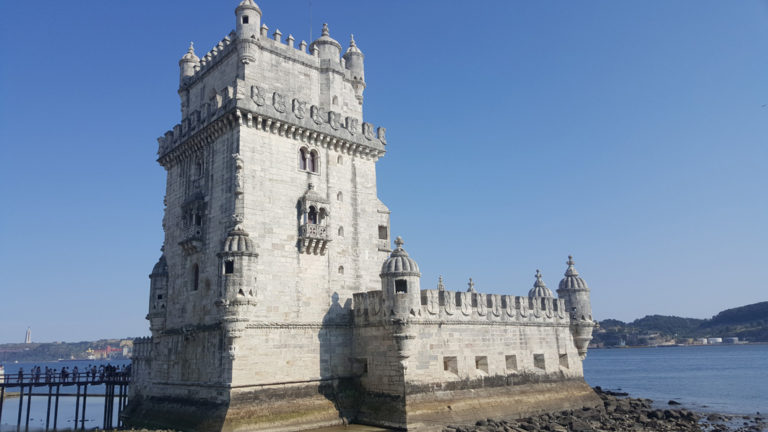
[124,379,364,432]
[400,378,602,431]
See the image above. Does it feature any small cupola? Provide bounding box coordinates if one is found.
[380,237,420,277]
[235,0,262,39]
[179,42,200,82]
[558,255,589,291]
[309,23,342,60]
[528,269,553,298]
[150,255,168,277]
[222,226,256,254]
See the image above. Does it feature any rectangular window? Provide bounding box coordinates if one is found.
[533,354,545,370]
[157,294,163,300]
[242,15,249,24]
[443,356,458,375]
[559,353,569,369]
[224,261,234,274]
[378,225,388,240]
[475,356,488,374]
[395,279,408,293]
[505,355,517,372]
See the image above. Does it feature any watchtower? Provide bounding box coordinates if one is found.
[126,2,391,429]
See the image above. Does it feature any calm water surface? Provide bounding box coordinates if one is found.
[583,344,767,415]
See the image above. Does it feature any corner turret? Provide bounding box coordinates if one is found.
[557,255,594,359]
[179,42,199,84]
[343,35,366,104]
[147,254,168,335]
[235,0,262,39]
[309,23,341,60]
[380,236,421,320]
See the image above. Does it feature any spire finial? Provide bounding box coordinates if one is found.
[350,34,356,47]
[467,277,476,292]
[437,275,445,291]
[188,42,195,54]
[534,269,547,287]
[394,236,404,249]
[321,23,330,37]
[567,255,575,266]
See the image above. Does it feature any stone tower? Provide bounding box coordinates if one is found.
[126,2,391,430]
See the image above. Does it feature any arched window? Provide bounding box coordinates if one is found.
[337,191,343,202]
[309,150,319,173]
[318,208,327,225]
[192,264,200,291]
[337,155,343,164]
[332,95,338,106]
[338,265,344,275]
[338,226,344,237]
[308,206,318,224]
[299,148,308,170]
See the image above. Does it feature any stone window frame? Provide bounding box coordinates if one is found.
[298,146,320,175]
[505,354,518,372]
[443,356,458,376]
[475,356,488,375]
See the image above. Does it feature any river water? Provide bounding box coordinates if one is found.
[2,345,765,430]
[583,343,767,415]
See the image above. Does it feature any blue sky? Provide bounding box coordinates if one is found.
[1,1,766,344]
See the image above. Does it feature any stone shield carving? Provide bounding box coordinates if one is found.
[362,122,374,140]
[272,92,286,113]
[443,290,455,315]
[476,293,487,316]
[251,86,265,106]
[311,105,326,125]
[425,290,439,315]
[328,111,340,130]
[293,99,306,119]
[459,292,471,316]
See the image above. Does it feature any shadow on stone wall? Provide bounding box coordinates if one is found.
[317,292,362,425]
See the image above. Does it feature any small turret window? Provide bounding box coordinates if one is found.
[192,264,200,291]
[395,279,407,294]
[242,16,249,24]
[224,260,234,275]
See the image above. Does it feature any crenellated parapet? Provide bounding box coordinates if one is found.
[353,289,569,326]
[132,337,153,360]
[157,86,387,166]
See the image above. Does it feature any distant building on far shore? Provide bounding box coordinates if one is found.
[24,327,31,344]
[708,337,723,344]
[724,337,739,344]
[696,338,708,344]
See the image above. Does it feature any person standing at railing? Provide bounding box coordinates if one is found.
[73,366,79,382]
[0,364,5,383]
[35,366,41,383]
[17,368,23,384]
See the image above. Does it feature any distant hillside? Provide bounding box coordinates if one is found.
[0,339,132,363]
[594,301,768,346]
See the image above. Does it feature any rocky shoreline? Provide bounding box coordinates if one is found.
[443,387,765,432]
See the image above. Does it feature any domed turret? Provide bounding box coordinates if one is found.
[179,42,199,83]
[556,256,592,321]
[528,270,553,298]
[223,226,255,253]
[235,0,262,39]
[343,35,365,81]
[380,237,421,320]
[151,255,168,277]
[556,255,594,359]
[309,23,342,60]
[381,237,420,276]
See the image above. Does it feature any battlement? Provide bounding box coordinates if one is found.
[353,289,569,326]
[157,86,387,166]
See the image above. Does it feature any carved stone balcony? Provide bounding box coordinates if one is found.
[299,223,330,255]
[179,225,203,255]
